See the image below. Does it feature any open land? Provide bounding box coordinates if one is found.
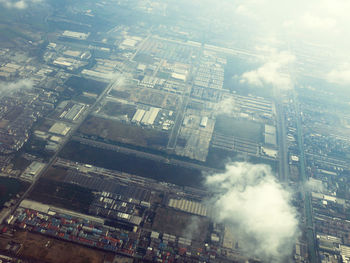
[0,230,115,263]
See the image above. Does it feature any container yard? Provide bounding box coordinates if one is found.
[9,205,136,257]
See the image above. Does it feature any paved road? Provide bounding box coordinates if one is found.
[276,102,289,181]
[293,92,318,263]
[167,45,203,150]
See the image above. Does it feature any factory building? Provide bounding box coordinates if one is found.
[62,30,89,40]
[200,116,208,128]
[62,104,85,121]
[48,122,71,136]
[141,107,160,126]
[81,69,113,82]
[132,109,146,123]
[168,198,207,217]
[20,162,45,182]
[264,124,277,146]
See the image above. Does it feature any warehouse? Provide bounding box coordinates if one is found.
[200,116,208,128]
[264,124,277,146]
[21,162,45,182]
[64,104,85,121]
[168,198,207,217]
[141,107,160,126]
[49,122,71,136]
[132,109,146,123]
[62,30,89,40]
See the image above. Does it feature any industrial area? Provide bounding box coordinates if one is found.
[0,0,350,263]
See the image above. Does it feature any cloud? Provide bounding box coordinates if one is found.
[326,64,350,85]
[205,162,299,262]
[305,178,325,193]
[301,14,337,30]
[240,50,295,90]
[0,0,42,9]
[216,96,237,115]
[0,79,34,96]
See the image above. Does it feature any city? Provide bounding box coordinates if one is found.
[0,0,350,263]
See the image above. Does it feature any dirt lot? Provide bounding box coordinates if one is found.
[152,207,209,242]
[101,101,136,119]
[0,230,116,263]
[29,178,94,214]
[43,166,69,181]
[111,85,180,110]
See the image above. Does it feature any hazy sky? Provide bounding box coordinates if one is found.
[2,0,350,85]
[0,0,42,9]
[182,0,350,88]
[218,0,350,85]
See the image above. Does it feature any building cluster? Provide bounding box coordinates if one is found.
[0,88,57,156]
[1,2,347,262]
[2,159,253,262]
[299,99,350,262]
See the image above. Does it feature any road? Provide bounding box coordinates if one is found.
[276,102,289,181]
[293,92,318,263]
[167,45,203,150]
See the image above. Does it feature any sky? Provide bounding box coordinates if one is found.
[186,0,350,89]
[0,0,42,9]
[2,0,350,87]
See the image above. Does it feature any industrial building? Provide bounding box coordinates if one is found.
[200,116,208,128]
[131,109,146,123]
[60,104,85,121]
[168,198,207,217]
[264,124,277,146]
[48,122,71,136]
[20,162,45,182]
[141,107,160,126]
[81,69,113,82]
[171,72,187,82]
[62,30,89,40]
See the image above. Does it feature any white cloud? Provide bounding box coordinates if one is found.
[305,178,325,193]
[216,97,237,115]
[240,50,295,90]
[0,0,42,9]
[326,64,350,85]
[205,162,299,261]
[0,79,34,96]
[301,13,337,30]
